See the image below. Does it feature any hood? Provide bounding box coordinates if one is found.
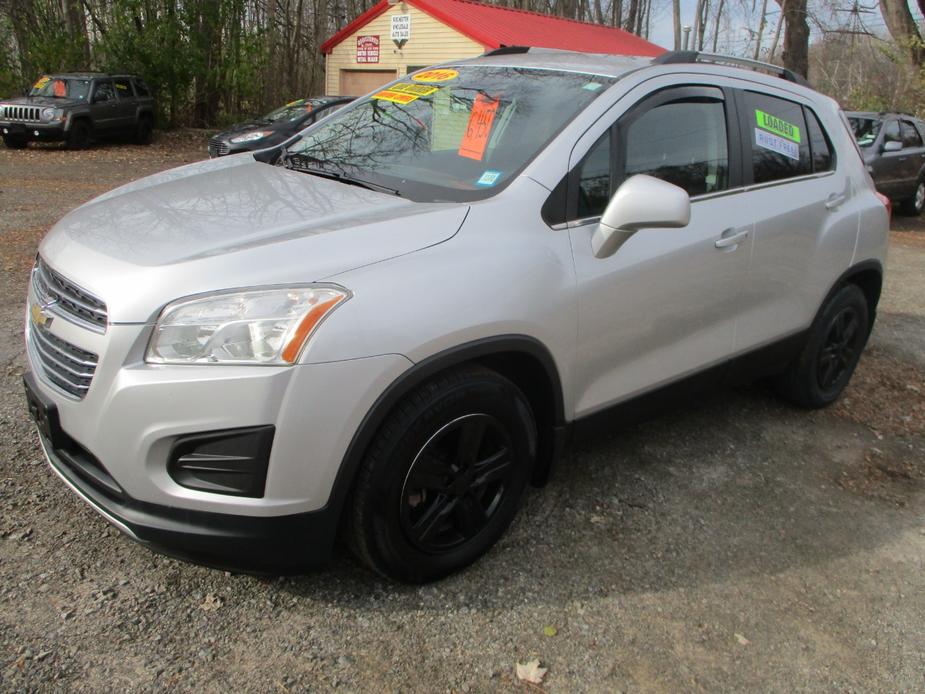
[215,118,301,140]
[2,95,84,108]
[39,156,469,322]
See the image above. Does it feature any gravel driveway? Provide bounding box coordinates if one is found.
[1,137,923,692]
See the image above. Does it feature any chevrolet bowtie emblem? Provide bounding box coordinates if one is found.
[30,301,55,328]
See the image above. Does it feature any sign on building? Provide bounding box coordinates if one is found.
[356,35,380,63]
[391,14,411,48]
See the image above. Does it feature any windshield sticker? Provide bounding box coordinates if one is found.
[458,94,500,161]
[583,82,603,91]
[373,82,439,105]
[755,128,799,160]
[476,170,502,187]
[412,69,459,83]
[33,76,50,90]
[755,109,801,143]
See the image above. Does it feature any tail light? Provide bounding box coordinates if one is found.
[875,192,892,222]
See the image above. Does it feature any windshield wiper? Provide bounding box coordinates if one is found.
[287,159,401,197]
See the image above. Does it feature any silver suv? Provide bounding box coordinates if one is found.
[24,49,890,582]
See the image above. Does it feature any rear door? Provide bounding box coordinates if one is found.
[112,77,137,130]
[732,89,858,352]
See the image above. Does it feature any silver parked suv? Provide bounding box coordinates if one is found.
[24,49,890,582]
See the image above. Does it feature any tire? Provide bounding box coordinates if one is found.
[133,117,153,145]
[775,284,870,409]
[347,365,537,583]
[899,178,925,216]
[3,135,28,149]
[66,120,91,149]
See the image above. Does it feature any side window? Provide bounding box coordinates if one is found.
[576,131,612,218]
[113,78,133,98]
[744,92,811,184]
[805,108,833,173]
[901,120,923,148]
[93,81,114,102]
[883,120,901,143]
[133,79,151,97]
[621,96,729,196]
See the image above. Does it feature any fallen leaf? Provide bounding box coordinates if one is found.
[200,593,223,611]
[543,625,558,637]
[735,633,750,646]
[516,659,547,684]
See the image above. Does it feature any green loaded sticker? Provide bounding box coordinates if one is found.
[755,109,801,143]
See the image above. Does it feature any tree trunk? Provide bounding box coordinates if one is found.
[879,0,924,65]
[780,0,809,78]
[753,0,768,60]
[711,0,724,52]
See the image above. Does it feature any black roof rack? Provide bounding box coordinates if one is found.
[483,45,531,56]
[653,51,811,88]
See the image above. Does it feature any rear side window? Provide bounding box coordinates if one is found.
[804,108,833,173]
[113,78,133,98]
[622,97,729,196]
[133,79,151,97]
[744,92,811,184]
[901,120,923,148]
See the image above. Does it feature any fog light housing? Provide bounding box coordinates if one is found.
[168,426,275,497]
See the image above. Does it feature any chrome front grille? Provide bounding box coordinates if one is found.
[32,258,108,331]
[29,325,98,399]
[208,137,229,157]
[1,104,41,122]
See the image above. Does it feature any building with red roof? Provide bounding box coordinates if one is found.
[321,0,664,95]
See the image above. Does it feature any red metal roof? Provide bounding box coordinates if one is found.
[320,0,664,57]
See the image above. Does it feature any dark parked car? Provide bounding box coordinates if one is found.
[0,73,155,149]
[848,111,925,215]
[208,96,353,157]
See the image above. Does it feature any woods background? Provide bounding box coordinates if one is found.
[0,0,923,127]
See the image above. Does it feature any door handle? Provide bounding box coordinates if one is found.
[825,192,847,210]
[714,227,749,249]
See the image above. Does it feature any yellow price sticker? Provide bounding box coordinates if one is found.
[411,69,459,83]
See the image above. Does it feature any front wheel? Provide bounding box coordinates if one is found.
[66,121,91,149]
[3,135,28,149]
[347,366,537,583]
[900,178,925,216]
[775,284,870,409]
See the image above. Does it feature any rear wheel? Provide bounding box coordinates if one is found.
[900,178,925,216]
[66,121,91,149]
[775,284,870,409]
[347,366,537,583]
[133,117,153,145]
[3,135,28,149]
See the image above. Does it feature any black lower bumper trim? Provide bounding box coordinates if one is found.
[38,433,338,574]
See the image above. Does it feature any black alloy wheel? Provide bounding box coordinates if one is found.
[775,283,870,409]
[400,413,516,553]
[347,365,536,583]
[816,306,862,391]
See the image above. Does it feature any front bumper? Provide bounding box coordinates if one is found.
[1,121,66,141]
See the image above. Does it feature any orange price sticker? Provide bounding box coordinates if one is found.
[458,94,500,161]
[53,80,66,97]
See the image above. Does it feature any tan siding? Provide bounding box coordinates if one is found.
[325,4,486,95]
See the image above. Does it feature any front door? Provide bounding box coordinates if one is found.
[569,84,753,417]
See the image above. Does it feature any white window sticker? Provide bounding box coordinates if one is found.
[755,128,799,161]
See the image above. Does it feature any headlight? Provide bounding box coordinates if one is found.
[229,130,273,144]
[146,286,350,365]
[41,107,62,122]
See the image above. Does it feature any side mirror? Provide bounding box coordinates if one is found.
[883,140,903,153]
[591,174,691,258]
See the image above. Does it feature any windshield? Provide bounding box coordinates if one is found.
[282,66,617,202]
[263,99,320,123]
[29,76,91,100]
[849,116,881,147]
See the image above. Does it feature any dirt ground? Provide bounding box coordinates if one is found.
[0,135,923,692]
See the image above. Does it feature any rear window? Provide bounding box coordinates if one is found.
[133,79,151,97]
[901,120,923,148]
[114,78,134,98]
[805,108,834,173]
[744,91,811,184]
